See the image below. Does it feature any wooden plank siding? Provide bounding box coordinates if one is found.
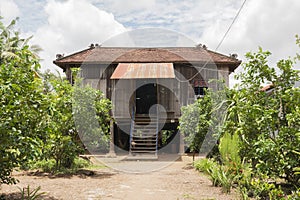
[77,63,228,121]
[53,47,241,154]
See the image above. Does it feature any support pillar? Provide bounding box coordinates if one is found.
[107,119,116,157]
[178,132,185,155]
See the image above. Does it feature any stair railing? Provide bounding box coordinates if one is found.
[129,105,135,154]
[155,104,159,156]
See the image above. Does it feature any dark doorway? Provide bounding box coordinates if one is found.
[135,81,157,114]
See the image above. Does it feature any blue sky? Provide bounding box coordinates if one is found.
[1,0,300,86]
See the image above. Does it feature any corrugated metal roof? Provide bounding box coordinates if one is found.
[110,63,175,79]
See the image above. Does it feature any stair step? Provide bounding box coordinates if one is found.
[134,123,156,125]
[132,137,156,140]
[134,121,157,125]
[132,138,156,141]
[131,143,156,148]
[132,143,156,146]
[131,150,156,153]
[132,134,156,137]
[131,145,156,148]
[126,154,158,160]
[131,149,156,152]
[132,131,156,134]
[132,142,156,145]
[133,129,156,132]
[132,141,156,144]
[132,133,156,138]
[134,125,156,130]
[132,136,156,139]
[131,149,156,151]
[133,131,156,133]
[134,129,157,132]
[132,134,156,136]
[134,118,155,121]
[132,148,156,150]
[132,139,156,142]
[129,115,159,155]
[133,128,156,130]
[133,134,156,137]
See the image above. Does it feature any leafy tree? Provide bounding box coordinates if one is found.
[0,17,112,182]
[188,38,300,198]
[194,47,300,197]
[0,18,47,184]
[73,80,111,153]
[179,91,212,159]
[0,18,41,61]
[179,84,228,160]
[231,48,300,184]
[41,72,80,170]
[42,72,111,170]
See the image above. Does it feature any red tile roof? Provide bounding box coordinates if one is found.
[53,47,241,72]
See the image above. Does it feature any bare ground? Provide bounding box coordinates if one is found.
[0,157,238,200]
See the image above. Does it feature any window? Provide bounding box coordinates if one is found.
[194,86,207,96]
[193,80,207,98]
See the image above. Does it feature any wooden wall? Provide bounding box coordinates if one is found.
[79,62,229,120]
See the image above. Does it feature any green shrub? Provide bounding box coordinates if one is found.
[0,18,47,185]
[217,167,235,193]
[32,159,56,172]
[31,157,90,173]
[18,185,45,200]
[286,188,300,200]
[179,91,212,159]
[47,135,79,170]
[194,158,215,173]
[194,159,235,193]
[245,180,286,200]
[194,159,220,185]
[219,132,241,173]
[194,131,250,194]
[73,157,91,169]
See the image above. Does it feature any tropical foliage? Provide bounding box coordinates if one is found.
[0,18,111,184]
[0,18,47,184]
[184,44,300,198]
[179,91,212,158]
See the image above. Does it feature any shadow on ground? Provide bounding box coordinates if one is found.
[25,169,116,179]
[0,193,59,200]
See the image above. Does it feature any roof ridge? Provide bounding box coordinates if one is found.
[54,47,93,62]
[206,49,240,62]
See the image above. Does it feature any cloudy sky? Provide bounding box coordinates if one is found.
[1,0,300,86]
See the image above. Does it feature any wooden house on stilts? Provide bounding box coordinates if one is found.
[54,45,241,158]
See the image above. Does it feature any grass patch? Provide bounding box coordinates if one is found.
[83,163,106,170]
[30,157,91,174]
[28,156,107,176]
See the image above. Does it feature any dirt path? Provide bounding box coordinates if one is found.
[1,158,238,200]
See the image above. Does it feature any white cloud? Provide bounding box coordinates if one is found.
[31,0,126,73]
[103,28,195,47]
[93,0,241,42]
[203,0,300,57]
[5,0,299,87]
[103,0,156,13]
[13,0,47,32]
[92,0,300,87]
[198,0,300,87]
[0,0,20,25]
